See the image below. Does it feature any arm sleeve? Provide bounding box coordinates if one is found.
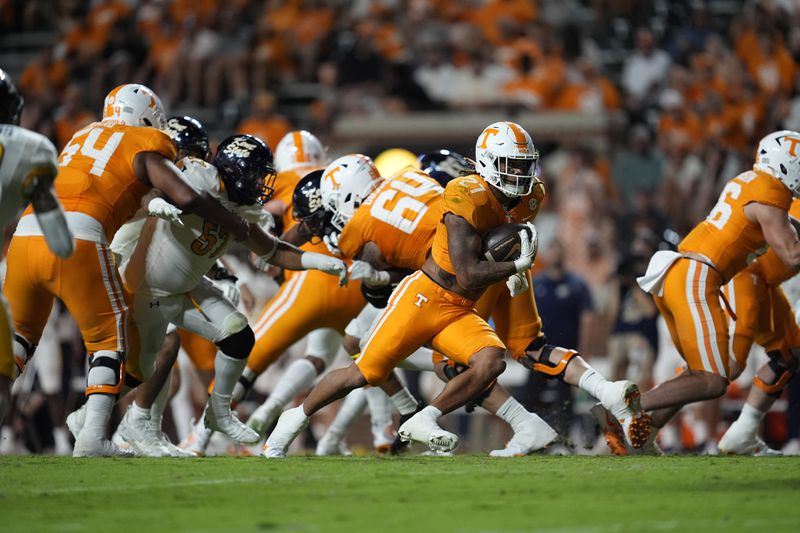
[442,178,482,228]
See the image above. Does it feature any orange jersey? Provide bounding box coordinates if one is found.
[679,170,792,283]
[338,168,444,269]
[27,120,177,241]
[430,173,545,275]
[271,164,321,233]
[746,198,800,285]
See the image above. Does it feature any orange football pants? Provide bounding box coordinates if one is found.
[357,271,505,385]
[0,295,14,379]
[178,328,217,372]
[4,236,137,357]
[723,269,800,369]
[654,258,730,379]
[245,269,365,374]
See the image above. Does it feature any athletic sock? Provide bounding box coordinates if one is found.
[364,387,393,444]
[390,388,418,415]
[149,368,172,430]
[129,402,150,421]
[267,358,318,408]
[495,397,534,434]
[737,403,766,433]
[578,368,608,401]
[420,405,442,421]
[326,388,367,438]
[81,394,114,442]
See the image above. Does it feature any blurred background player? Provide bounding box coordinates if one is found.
[0,69,73,425]
[5,83,253,457]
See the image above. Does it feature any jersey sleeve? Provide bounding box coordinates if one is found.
[20,132,59,197]
[179,157,220,195]
[749,172,793,211]
[510,179,546,223]
[146,128,178,161]
[337,214,365,259]
[442,176,488,229]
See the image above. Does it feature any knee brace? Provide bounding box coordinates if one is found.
[519,336,578,381]
[217,326,255,360]
[86,350,124,396]
[753,350,799,398]
[13,333,35,378]
[442,361,495,413]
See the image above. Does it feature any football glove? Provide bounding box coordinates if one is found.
[148,197,184,226]
[301,252,348,286]
[211,278,241,308]
[348,260,391,287]
[506,272,529,297]
[513,222,538,273]
[322,232,341,256]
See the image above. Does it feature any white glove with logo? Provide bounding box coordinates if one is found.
[513,222,538,273]
[348,260,391,287]
[323,232,341,256]
[257,211,275,234]
[211,278,241,307]
[301,252,348,286]
[506,272,529,297]
[148,197,184,226]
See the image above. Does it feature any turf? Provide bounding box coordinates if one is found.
[0,455,798,533]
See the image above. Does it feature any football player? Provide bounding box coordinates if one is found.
[74,133,347,457]
[0,69,73,425]
[633,130,800,452]
[4,83,255,457]
[265,122,649,457]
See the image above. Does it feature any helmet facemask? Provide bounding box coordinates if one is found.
[481,148,540,197]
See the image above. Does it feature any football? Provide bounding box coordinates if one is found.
[482,223,536,262]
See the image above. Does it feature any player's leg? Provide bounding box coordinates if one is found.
[246,327,341,436]
[315,388,367,456]
[720,287,798,455]
[177,280,259,444]
[31,310,71,455]
[0,293,15,426]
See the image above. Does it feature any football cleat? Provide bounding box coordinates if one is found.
[590,403,628,456]
[599,380,651,449]
[66,404,87,440]
[178,416,214,456]
[73,435,136,457]
[205,395,260,445]
[263,406,309,459]
[153,428,194,458]
[117,407,172,457]
[315,432,352,456]
[719,420,782,456]
[246,401,283,439]
[390,403,424,454]
[398,408,459,453]
[489,415,558,457]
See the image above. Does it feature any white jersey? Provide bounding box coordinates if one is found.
[112,156,262,296]
[0,124,58,228]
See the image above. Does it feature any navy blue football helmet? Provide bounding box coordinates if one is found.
[214,134,276,206]
[292,169,334,243]
[0,69,23,125]
[418,149,472,187]
[164,116,209,160]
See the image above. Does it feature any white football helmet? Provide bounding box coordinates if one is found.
[475,121,539,197]
[102,84,167,130]
[754,130,800,197]
[274,130,327,172]
[320,154,382,230]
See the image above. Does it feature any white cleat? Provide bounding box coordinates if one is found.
[246,401,282,439]
[489,416,558,457]
[66,404,87,441]
[599,380,651,449]
[117,408,171,457]
[205,394,259,445]
[179,416,214,457]
[781,438,800,456]
[719,421,782,456]
[397,408,459,453]
[73,435,135,457]
[315,433,352,456]
[153,428,194,458]
[263,406,309,459]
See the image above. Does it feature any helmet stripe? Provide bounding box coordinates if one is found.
[506,122,527,144]
[293,131,306,163]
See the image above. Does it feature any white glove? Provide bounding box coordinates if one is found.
[301,252,348,286]
[211,278,241,307]
[148,197,184,226]
[348,260,391,287]
[323,232,341,256]
[513,222,538,273]
[506,272,529,297]
[258,211,275,234]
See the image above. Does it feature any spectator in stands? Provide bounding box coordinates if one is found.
[237,90,292,150]
[621,28,671,111]
[556,57,621,113]
[611,124,663,204]
[204,6,250,107]
[413,47,460,107]
[53,84,95,150]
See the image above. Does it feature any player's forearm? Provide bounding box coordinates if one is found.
[280,224,309,247]
[184,193,249,239]
[270,241,306,270]
[455,261,517,291]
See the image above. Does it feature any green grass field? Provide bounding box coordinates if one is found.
[1,455,798,533]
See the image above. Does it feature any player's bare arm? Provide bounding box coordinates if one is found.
[427,213,517,299]
[134,151,250,241]
[745,202,800,268]
[353,241,412,284]
[24,163,73,258]
[279,223,309,246]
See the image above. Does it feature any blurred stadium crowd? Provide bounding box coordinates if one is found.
[1,0,799,455]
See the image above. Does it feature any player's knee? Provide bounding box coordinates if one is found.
[342,334,361,357]
[86,350,124,396]
[217,325,255,360]
[704,373,729,399]
[472,349,505,379]
[305,355,326,374]
[221,311,248,338]
[519,337,578,381]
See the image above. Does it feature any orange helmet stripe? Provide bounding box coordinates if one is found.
[506,122,527,144]
[292,131,306,163]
